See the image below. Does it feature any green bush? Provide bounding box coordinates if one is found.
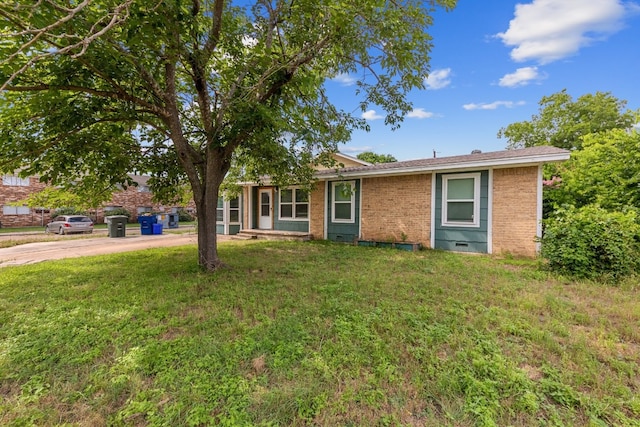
[51,207,88,217]
[177,209,195,222]
[540,205,640,280]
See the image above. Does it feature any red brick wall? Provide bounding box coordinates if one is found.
[492,166,540,257]
[360,174,431,245]
[309,182,325,239]
[0,175,51,227]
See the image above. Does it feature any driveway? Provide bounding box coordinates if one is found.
[0,231,230,268]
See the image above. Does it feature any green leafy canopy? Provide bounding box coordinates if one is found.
[0,0,457,269]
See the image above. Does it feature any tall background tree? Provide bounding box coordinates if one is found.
[498,89,638,151]
[356,151,397,164]
[0,0,457,271]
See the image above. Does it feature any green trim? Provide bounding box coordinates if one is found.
[327,180,360,243]
[435,171,488,253]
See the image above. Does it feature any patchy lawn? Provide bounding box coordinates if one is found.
[0,241,638,426]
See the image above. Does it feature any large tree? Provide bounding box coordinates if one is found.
[0,0,456,271]
[498,89,638,151]
[356,151,397,164]
[548,129,640,212]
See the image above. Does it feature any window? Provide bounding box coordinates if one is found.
[104,205,123,211]
[279,187,309,220]
[2,175,29,186]
[137,206,153,214]
[137,185,150,193]
[216,198,224,222]
[442,173,481,227]
[229,197,240,223]
[217,197,240,223]
[3,205,30,215]
[331,181,355,223]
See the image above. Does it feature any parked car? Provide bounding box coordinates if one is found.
[45,215,94,235]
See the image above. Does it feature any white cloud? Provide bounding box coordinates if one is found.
[497,0,630,64]
[407,108,435,119]
[463,101,526,111]
[332,73,357,86]
[498,66,543,87]
[425,68,452,90]
[362,110,383,120]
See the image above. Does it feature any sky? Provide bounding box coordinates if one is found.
[324,0,640,161]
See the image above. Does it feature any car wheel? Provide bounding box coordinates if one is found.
[59,227,65,235]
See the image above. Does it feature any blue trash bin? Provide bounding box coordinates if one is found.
[138,215,156,235]
[152,223,163,235]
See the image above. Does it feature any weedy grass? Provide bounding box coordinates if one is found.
[0,241,639,426]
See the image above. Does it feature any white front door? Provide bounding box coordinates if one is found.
[258,189,272,229]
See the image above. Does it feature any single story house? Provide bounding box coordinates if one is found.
[231,146,569,256]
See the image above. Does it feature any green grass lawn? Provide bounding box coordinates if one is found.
[1,241,639,426]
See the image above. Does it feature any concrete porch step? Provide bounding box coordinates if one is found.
[233,229,312,241]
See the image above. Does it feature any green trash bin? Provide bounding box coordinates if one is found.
[106,215,128,238]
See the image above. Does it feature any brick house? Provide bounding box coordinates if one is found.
[0,174,195,228]
[236,147,570,257]
[0,174,50,228]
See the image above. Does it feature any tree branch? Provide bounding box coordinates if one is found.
[4,84,167,119]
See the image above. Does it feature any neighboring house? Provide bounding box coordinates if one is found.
[235,147,570,257]
[99,175,195,224]
[0,174,49,228]
[0,173,195,227]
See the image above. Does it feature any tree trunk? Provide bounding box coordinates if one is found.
[195,183,225,271]
[194,161,228,272]
[196,198,222,271]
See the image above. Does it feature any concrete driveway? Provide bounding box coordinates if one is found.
[0,231,229,268]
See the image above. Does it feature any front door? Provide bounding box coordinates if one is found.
[258,189,272,229]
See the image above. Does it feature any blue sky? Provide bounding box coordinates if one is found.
[325,0,640,161]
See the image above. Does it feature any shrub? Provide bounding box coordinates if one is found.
[177,209,195,222]
[540,205,640,280]
[51,207,88,217]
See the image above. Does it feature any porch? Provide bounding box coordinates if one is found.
[232,229,312,242]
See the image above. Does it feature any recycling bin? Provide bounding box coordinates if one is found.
[156,213,169,229]
[152,223,163,235]
[105,215,128,238]
[138,215,156,235]
[167,213,179,229]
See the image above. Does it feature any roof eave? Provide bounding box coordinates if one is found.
[314,152,570,180]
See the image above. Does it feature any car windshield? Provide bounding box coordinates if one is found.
[69,217,92,222]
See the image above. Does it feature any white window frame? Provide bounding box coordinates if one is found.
[331,181,356,224]
[137,206,153,214]
[2,175,29,186]
[3,205,31,215]
[442,173,481,228]
[278,187,309,221]
[217,196,241,225]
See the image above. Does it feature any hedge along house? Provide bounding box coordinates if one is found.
[238,146,569,256]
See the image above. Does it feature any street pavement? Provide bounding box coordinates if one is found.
[0,231,229,268]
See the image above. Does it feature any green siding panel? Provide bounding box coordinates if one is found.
[435,171,489,253]
[273,189,309,232]
[327,180,360,243]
